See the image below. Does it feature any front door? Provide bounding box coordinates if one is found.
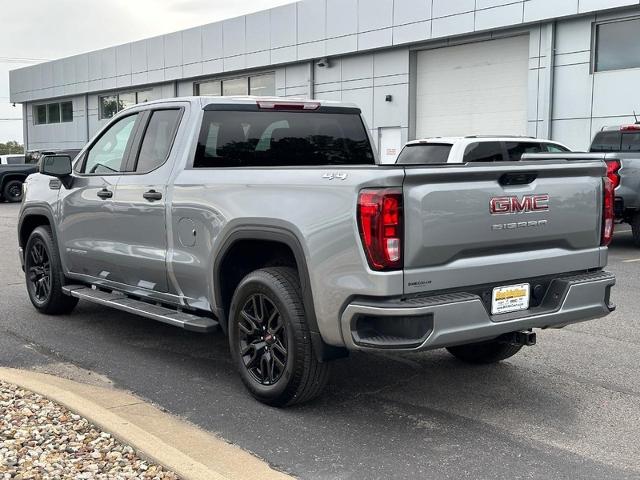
[109,108,184,293]
[59,112,141,283]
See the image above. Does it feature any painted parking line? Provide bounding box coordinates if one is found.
[622,258,640,263]
[617,229,632,234]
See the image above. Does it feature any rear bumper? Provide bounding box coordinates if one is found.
[340,271,616,352]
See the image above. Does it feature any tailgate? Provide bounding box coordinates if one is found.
[402,161,607,294]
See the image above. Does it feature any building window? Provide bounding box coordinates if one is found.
[33,101,73,125]
[195,72,275,97]
[61,102,73,122]
[222,77,248,96]
[249,74,275,96]
[34,105,47,125]
[99,90,153,119]
[197,80,221,96]
[595,18,640,72]
[99,95,118,120]
[118,92,136,111]
[137,90,152,103]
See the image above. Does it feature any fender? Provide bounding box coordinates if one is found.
[18,204,58,250]
[18,204,64,274]
[214,225,348,362]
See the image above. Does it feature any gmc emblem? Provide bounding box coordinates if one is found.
[490,194,549,215]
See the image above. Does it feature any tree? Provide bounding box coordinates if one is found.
[0,141,24,155]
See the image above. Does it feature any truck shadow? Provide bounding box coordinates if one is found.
[61,298,577,432]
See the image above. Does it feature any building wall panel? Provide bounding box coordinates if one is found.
[11,1,640,152]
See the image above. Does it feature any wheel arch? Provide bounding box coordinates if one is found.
[1,174,28,189]
[213,226,348,362]
[19,205,58,252]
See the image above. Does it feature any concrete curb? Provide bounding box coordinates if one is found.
[0,367,293,480]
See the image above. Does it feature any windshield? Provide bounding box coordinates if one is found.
[396,143,452,165]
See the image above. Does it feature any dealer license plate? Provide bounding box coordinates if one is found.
[491,283,530,315]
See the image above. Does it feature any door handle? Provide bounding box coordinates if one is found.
[97,188,113,199]
[143,190,163,201]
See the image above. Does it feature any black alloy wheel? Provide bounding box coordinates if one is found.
[3,180,23,202]
[24,226,78,315]
[238,293,288,386]
[26,238,51,304]
[229,267,329,407]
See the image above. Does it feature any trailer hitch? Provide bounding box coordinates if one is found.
[498,330,537,347]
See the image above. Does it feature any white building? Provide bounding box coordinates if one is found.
[9,0,640,158]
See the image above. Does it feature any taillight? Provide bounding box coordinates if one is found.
[357,188,403,271]
[606,160,621,189]
[602,177,615,246]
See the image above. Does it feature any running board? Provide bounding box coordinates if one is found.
[62,285,219,333]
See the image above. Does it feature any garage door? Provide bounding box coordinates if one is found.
[415,35,529,138]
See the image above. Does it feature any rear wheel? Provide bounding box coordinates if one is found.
[446,339,522,364]
[229,267,329,407]
[24,226,78,315]
[631,213,640,247]
[2,180,23,203]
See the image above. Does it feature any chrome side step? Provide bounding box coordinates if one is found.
[62,285,219,333]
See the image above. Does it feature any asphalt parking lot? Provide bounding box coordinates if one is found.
[1,202,639,480]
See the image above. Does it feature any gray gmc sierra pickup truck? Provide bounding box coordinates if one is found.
[19,97,616,406]
[590,124,640,245]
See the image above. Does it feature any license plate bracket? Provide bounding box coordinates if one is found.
[491,283,530,315]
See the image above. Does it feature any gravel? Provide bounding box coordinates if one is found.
[0,381,179,479]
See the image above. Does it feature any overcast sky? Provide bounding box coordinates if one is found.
[0,0,295,143]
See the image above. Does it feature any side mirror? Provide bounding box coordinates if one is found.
[40,155,72,178]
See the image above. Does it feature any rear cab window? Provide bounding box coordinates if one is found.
[621,132,640,152]
[591,131,622,152]
[396,143,452,165]
[194,108,375,168]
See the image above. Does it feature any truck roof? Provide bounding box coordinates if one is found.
[405,136,562,146]
[599,124,640,132]
[121,96,360,111]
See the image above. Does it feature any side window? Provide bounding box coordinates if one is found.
[545,143,570,153]
[463,142,504,162]
[134,110,182,173]
[621,133,640,152]
[591,131,622,152]
[83,114,139,174]
[505,142,544,161]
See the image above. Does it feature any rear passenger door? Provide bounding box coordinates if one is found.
[111,108,184,293]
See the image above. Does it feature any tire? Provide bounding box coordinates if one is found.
[631,213,640,247]
[2,179,23,203]
[24,226,78,315]
[446,339,522,364]
[228,267,329,407]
